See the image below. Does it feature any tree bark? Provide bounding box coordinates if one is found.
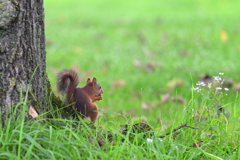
[0,0,50,122]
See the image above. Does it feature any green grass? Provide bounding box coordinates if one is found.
[45,0,240,125]
[1,0,240,159]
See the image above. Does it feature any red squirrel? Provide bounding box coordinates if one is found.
[57,69,103,121]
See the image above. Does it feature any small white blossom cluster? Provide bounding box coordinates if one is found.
[214,76,225,85]
[207,83,212,88]
[194,86,201,92]
[194,72,229,92]
[194,81,212,92]
[196,81,206,86]
[194,81,205,92]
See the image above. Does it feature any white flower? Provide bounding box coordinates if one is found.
[194,87,201,92]
[221,79,225,84]
[216,87,222,90]
[224,88,229,91]
[196,81,206,86]
[194,87,199,90]
[214,76,222,81]
[147,138,153,143]
[219,73,224,75]
[207,83,212,88]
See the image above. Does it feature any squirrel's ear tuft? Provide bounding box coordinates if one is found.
[87,78,91,83]
[92,77,97,83]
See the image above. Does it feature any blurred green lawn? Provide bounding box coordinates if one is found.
[45,0,240,127]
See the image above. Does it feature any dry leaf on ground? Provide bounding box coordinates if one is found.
[141,101,159,110]
[29,106,39,118]
[167,78,184,89]
[160,94,185,104]
[111,79,126,91]
[133,60,163,72]
[191,140,203,148]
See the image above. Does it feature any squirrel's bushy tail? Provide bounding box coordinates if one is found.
[57,69,79,106]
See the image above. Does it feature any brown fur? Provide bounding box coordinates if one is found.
[57,69,103,121]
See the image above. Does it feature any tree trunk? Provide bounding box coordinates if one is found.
[0,0,50,122]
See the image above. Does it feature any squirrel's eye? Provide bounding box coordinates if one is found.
[99,86,101,89]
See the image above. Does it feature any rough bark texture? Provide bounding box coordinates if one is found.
[0,0,49,121]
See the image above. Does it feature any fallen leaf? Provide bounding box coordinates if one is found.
[160,94,185,104]
[133,59,163,72]
[141,101,159,110]
[191,140,203,148]
[145,62,156,72]
[160,94,171,104]
[167,78,184,89]
[170,96,185,104]
[142,102,150,110]
[133,60,142,67]
[29,106,38,118]
[98,139,105,147]
[112,79,126,90]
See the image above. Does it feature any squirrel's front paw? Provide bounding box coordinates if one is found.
[93,96,103,102]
